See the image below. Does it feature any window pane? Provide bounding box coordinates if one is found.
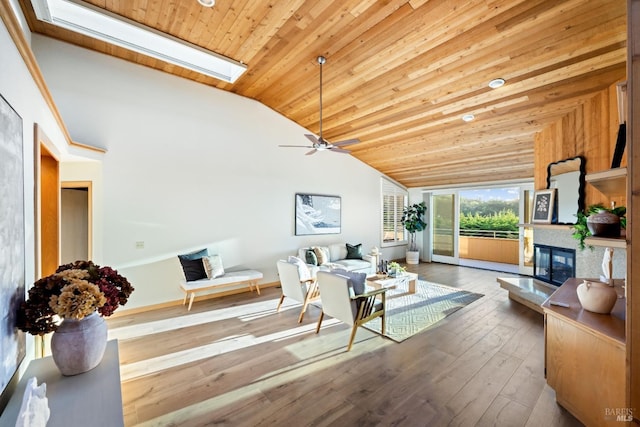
[381,179,407,244]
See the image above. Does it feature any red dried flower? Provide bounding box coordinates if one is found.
[17,260,134,335]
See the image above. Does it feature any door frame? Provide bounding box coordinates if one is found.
[34,124,60,278]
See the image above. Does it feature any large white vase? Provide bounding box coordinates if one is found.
[51,312,108,376]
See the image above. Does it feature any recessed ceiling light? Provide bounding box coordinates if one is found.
[198,0,215,6]
[488,78,505,89]
[462,114,475,122]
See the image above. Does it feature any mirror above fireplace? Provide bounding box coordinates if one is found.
[546,156,586,224]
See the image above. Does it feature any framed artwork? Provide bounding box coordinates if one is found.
[0,94,25,400]
[531,189,556,224]
[295,193,341,235]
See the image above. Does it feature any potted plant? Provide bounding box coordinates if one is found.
[387,261,406,277]
[571,204,626,250]
[401,201,427,264]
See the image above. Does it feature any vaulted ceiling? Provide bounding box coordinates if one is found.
[19,0,627,188]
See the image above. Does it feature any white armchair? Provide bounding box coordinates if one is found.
[315,271,387,351]
[276,260,320,323]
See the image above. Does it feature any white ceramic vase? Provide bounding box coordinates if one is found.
[576,280,618,314]
[51,311,108,376]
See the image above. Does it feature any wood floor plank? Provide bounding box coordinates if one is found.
[476,395,532,427]
[110,263,583,426]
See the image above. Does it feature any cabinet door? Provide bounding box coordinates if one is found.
[546,314,625,426]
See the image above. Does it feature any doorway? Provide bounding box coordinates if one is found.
[61,183,92,263]
[426,184,533,273]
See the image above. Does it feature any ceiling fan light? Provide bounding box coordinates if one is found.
[488,78,505,89]
[198,0,215,7]
[462,114,475,122]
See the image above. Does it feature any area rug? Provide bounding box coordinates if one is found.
[363,280,484,342]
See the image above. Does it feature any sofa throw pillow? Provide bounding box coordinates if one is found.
[305,249,318,266]
[313,246,330,265]
[287,256,311,281]
[203,255,225,279]
[346,243,363,260]
[178,248,209,281]
[332,268,366,296]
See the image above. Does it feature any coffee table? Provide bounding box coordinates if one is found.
[366,272,418,294]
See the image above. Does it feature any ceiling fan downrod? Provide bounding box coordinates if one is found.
[317,55,326,143]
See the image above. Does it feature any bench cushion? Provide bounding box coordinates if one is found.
[180,270,263,291]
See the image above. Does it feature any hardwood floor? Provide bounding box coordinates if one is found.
[107,263,583,426]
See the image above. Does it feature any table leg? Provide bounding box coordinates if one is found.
[408,278,416,293]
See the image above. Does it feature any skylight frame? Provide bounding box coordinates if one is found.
[30,0,247,83]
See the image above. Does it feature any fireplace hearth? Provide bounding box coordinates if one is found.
[534,244,576,286]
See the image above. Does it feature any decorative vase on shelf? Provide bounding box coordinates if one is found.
[51,312,108,376]
[586,209,620,237]
[576,280,618,314]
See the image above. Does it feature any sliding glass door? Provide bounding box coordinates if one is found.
[428,184,533,273]
[431,191,459,264]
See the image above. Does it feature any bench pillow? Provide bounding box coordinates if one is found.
[203,255,225,279]
[178,248,208,281]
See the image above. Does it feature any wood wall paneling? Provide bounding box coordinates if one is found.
[534,83,627,208]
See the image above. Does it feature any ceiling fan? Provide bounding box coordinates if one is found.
[279,56,360,155]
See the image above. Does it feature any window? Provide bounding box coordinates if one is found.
[381,178,407,245]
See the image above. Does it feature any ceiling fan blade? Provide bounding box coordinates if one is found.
[279,144,313,148]
[329,147,351,154]
[305,149,318,156]
[332,138,360,147]
[304,134,320,144]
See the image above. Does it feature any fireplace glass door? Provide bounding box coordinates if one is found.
[534,244,576,286]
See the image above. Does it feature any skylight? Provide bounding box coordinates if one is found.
[30,0,247,83]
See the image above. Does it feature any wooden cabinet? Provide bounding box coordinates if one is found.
[542,279,626,426]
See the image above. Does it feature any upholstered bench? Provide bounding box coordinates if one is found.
[180,269,263,311]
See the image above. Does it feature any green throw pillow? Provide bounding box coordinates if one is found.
[305,249,318,266]
[346,243,363,260]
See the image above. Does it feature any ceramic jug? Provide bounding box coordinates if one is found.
[576,280,618,314]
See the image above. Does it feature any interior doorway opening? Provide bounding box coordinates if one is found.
[61,183,92,263]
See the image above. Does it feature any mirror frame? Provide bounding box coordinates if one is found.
[546,155,586,224]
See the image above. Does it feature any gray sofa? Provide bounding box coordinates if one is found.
[297,243,375,275]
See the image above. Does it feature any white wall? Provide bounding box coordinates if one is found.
[0,8,83,381]
[31,36,408,310]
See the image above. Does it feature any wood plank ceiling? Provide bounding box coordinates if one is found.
[18,0,627,188]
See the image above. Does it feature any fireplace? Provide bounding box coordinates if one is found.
[534,244,576,286]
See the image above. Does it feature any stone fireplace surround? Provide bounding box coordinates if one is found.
[498,226,627,313]
[534,228,626,282]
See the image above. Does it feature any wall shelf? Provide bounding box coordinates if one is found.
[585,167,627,197]
[519,223,573,230]
[584,235,627,249]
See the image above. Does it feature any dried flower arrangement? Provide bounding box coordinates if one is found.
[17,260,134,335]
